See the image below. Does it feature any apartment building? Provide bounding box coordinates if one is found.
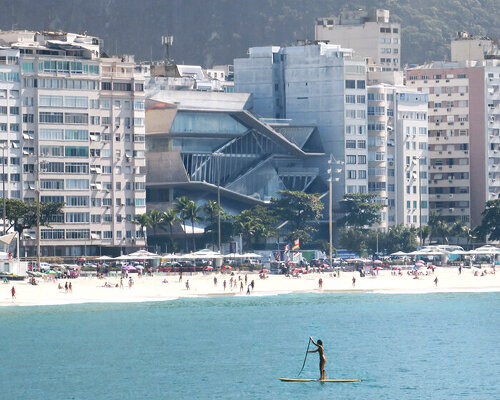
[0,47,22,209]
[234,43,368,206]
[315,9,401,71]
[367,72,429,230]
[451,31,500,62]
[406,61,500,227]
[0,30,147,257]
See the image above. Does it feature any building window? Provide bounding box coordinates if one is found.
[345,80,355,89]
[346,155,356,164]
[345,95,355,104]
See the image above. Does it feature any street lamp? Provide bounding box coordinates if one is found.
[213,152,222,252]
[327,154,343,270]
[413,156,424,247]
[1,142,6,235]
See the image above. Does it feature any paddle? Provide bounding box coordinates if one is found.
[298,337,311,376]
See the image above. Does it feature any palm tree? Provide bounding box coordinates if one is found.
[451,220,476,249]
[163,208,179,252]
[147,209,166,252]
[421,225,431,246]
[428,212,451,244]
[204,200,222,250]
[174,196,192,251]
[184,200,202,251]
[133,213,152,247]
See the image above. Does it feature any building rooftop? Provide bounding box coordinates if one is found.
[148,90,253,111]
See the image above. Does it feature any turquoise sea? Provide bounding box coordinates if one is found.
[0,292,498,400]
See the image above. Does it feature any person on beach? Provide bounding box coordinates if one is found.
[179,271,182,282]
[120,278,123,288]
[223,280,226,291]
[245,274,248,285]
[318,278,323,289]
[69,282,72,292]
[11,286,15,299]
[352,276,356,287]
[250,280,255,291]
[185,280,190,290]
[434,277,438,287]
[240,281,244,292]
[65,281,68,293]
[213,277,217,287]
[246,285,251,295]
[308,337,326,380]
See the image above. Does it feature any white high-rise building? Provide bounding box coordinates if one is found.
[235,43,369,205]
[367,72,429,230]
[0,30,147,257]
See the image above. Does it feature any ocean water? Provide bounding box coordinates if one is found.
[0,292,498,400]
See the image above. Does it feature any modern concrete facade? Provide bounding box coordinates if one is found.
[367,72,429,230]
[144,90,326,250]
[0,30,147,257]
[234,43,369,205]
[315,9,401,71]
[407,61,500,227]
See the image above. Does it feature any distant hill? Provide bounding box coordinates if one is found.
[0,0,498,67]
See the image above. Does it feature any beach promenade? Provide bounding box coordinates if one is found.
[1,267,499,307]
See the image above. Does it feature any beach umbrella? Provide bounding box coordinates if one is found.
[375,266,382,270]
[293,268,300,274]
[374,260,383,264]
[222,265,232,270]
[261,269,270,273]
[204,266,214,271]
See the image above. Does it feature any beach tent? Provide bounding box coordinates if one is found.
[391,251,407,256]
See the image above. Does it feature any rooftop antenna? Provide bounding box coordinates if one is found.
[162,35,174,64]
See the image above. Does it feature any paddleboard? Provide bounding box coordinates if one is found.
[279,378,361,382]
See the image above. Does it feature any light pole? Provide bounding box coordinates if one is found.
[2,142,6,235]
[328,154,343,269]
[214,153,222,252]
[413,156,424,247]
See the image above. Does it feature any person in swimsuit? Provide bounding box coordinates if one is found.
[308,337,326,380]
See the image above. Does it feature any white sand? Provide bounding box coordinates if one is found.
[1,267,499,307]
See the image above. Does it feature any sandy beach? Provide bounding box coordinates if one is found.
[1,267,499,307]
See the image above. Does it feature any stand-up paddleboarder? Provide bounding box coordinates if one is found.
[308,337,326,380]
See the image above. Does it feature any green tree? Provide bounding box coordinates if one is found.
[338,227,367,255]
[5,199,64,235]
[451,220,476,248]
[421,225,432,246]
[475,199,500,241]
[147,209,166,251]
[269,190,323,244]
[184,200,202,251]
[162,208,179,253]
[133,213,152,246]
[203,200,223,250]
[174,196,191,251]
[336,193,385,228]
[428,211,451,244]
[233,205,277,251]
[385,225,419,254]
